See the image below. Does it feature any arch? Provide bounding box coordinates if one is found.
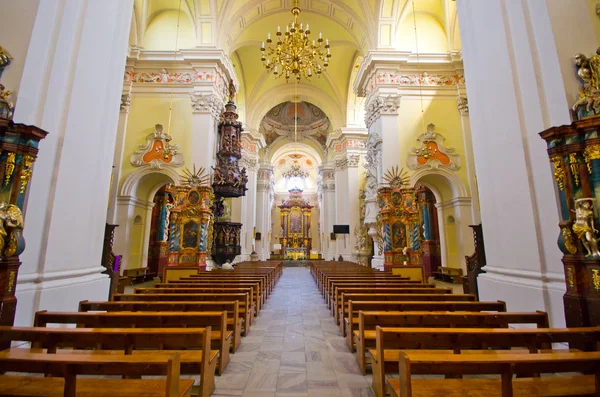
[120,167,181,198]
[408,168,468,199]
[269,142,324,166]
[144,9,196,50]
[247,84,345,133]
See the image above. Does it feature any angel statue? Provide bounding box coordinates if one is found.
[572,198,600,257]
[572,50,600,119]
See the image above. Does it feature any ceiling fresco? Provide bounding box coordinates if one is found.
[260,101,331,148]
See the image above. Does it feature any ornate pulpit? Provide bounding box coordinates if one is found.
[377,167,422,271]
[278,188,312,259]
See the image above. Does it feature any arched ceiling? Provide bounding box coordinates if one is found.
[129,0,460,131]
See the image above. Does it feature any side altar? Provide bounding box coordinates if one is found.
[278,188,312,260]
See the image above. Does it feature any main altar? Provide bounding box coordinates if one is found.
[278,188,312,259]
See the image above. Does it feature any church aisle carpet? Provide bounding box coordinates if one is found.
[213,267,374,397]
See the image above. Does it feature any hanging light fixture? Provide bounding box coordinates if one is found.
[260,0,331,82]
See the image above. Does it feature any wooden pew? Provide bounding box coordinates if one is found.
[432,266,463,284]
[328,283,437,307]
[112,293,253,335]
[372,326,600,397]
[351,310,550,373]
[79,300,243,352]
[34,310,231,376]
[135,287,259,316]
[155,282,265,309]
[388,351,600,397]
[342,300,507,338]
[175,276,269,297]
[0,350,193,397]
[323,276,414,296]
[331,287,450,314]
[123,267,156,284]
[338,294,478,332]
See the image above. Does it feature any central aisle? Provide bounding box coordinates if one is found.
[214,267,374,397]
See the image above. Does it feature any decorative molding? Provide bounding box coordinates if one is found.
[124,69,224,88]
[241,138,258,153]
[130,124,184,170]
[334,138,367,153]
[347,154,361,168]
[457,95,469,116]
[322,182,336,192]
[190,92,223,119]
[240,155,258,172]
[120,93,132,113]
[365,95,401,129]
[407,124,461,171]
[368,73,465,94]
[335,158,348,171]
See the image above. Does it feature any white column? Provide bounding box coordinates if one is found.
[107,87,132,224]
[12,0,133,326]
[319,163,337,261]
[365,91,402,173]
[237,154,258,261]
[456,95,481,225]
[334,160,350,259]
[456,0,597,326]
[255,163,273,261]
[190,90,222,171]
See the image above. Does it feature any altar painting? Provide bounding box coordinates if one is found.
[289,209,303,234]
[183,221,199,248]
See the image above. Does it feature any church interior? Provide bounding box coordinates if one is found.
[2,0,600,396]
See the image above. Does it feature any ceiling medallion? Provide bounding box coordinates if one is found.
[282,161,309,180]
[260,1,331,81]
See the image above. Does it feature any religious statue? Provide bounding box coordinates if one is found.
[0,46,12,80]
[0,84,14,120]
[572,50,600,119]
[572,198,600,257]
[0,202,23,256]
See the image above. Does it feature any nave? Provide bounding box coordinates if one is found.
[214,267,372,397]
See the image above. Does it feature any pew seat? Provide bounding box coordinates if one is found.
[0,351,193,397]
[386,351,600,397]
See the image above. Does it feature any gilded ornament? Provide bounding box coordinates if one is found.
[592,269,600,292]
[7,270,15,293]
[572,52,600,119]
[584,144,600,174]
[566,267,575,290]
[550,156,565,191]
[19,155,34,194]
[568,153,580,186]
[4,152,15,186]
[562,227,578,254]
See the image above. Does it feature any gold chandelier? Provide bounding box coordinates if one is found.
[260,3,331,81]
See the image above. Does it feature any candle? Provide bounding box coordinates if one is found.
[268,33,271,40]
[319,32,322,39]
[277,25,280,32]
[262,41,265,48]
[306,24,309,31]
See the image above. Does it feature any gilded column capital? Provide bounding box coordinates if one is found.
[457,95,469,116]
[190,92,223,120]
[365,94,401,129]
[120,93,132,113]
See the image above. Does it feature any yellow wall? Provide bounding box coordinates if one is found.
[121,96,193,188]
[588,0,600,44]
[144,10,196,50]
[395,97,469,268]
[120,96,193,268]
[396,14,448,53]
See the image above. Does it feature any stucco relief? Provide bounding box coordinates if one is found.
[124,69,224,89]
[407,123,461,171]
[365,95,401,129]
[120,93,132,113]
[457,95,469,116]
[190,93,223,119]
[130,124,184,170]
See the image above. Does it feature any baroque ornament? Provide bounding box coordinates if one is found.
[130,124,184,169]
[190,92,223,119]
[407,123,460,171]
[573,198,600,257]
[572,50,600,120]
[365,95,401,129]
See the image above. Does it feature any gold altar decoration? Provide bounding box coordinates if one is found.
[168,167,214,267]
[377,167,422,270]
[278,188,313,259]
[260,0,331,81]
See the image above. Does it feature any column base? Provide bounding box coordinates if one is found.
[371,256,384,271]
[15,269,109,326]
[478,268,565,327]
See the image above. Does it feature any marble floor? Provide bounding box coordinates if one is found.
[213,267,374,397]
